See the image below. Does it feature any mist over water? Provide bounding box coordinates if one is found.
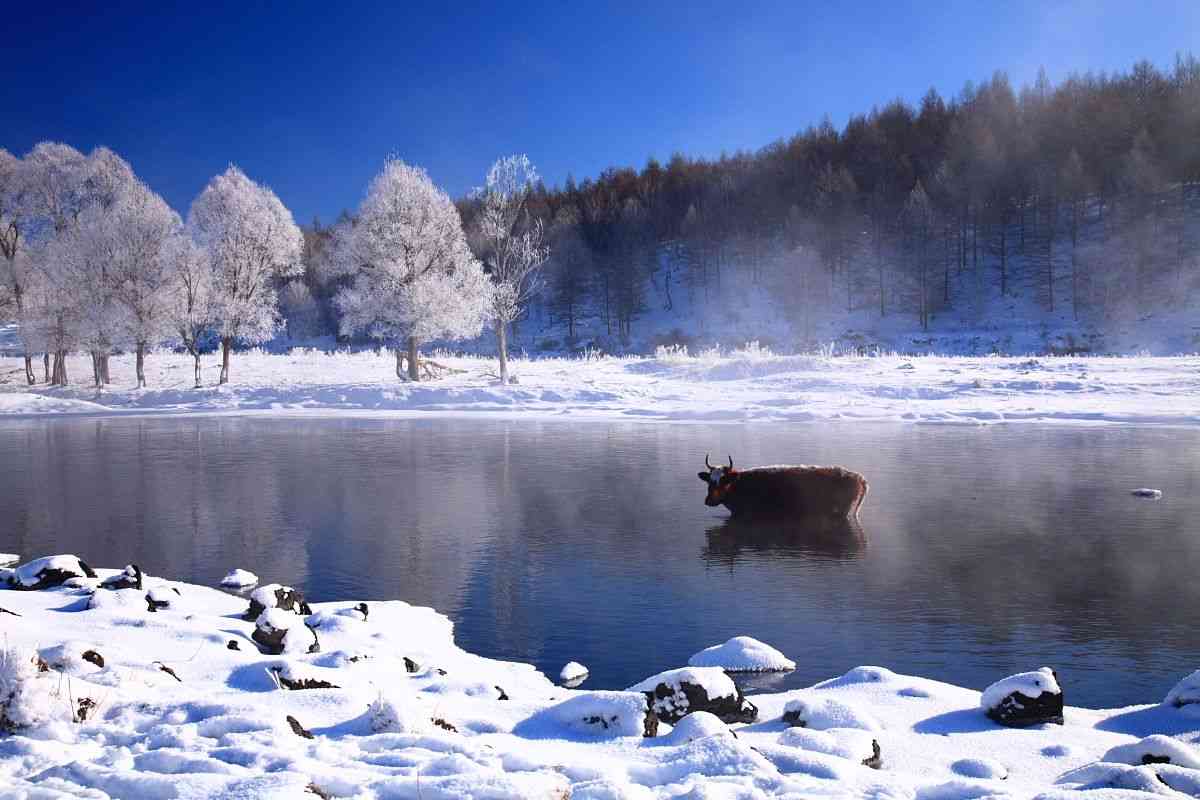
[1,417,1197,708]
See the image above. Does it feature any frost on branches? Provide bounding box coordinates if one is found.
[330,158,490,381]
[474,154,549,384]
[187,166,302,384]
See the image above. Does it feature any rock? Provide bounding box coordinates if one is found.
[269,664,340,691]
[219,568,258,588]
[627,667,757,725]
[514,691,658,739]
[981,667,1063,727]
[495,685,509,701]
[687,636,795,673]
[862,740,883,769]
[403,657,420,673]
[253,608,320,655]
[287,715,314,739]
[99,564,142,590]
[1132,488,1163,499]
[559,661,589,687]
[1102,735,1200,769]
[145,587,174,612]
[243,584,312,621]
[227,640,240,651]
[7,555,96,590]
[81,650,104,669]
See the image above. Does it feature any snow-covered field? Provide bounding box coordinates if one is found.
[3,557,1200,799]
[1,346,1198,426]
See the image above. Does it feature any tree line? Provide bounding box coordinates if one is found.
[462,55,1200,348]
[0,148,546,385]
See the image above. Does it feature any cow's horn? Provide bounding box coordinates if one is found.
[705,453,713,470]
[727,455,734,469]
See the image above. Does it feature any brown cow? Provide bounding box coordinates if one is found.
[697,455,868,519]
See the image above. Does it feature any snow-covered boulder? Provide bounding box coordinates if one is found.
[368,691,429,734]
[7,555,96,591]
[951,757,1009,780]
[145,586,177,612]
[687,636,796,672]
[781,695,882,731]
[514,691,658,739]
[1132,488,1163,499]
[268,660,341,690]
[559,661,589,687]
[0,553,18,567]
[1102,735,1200,768]
[981,667,1063,727]
[219,568,258,588]
[253,608,319,655]
[777,726,880,767]
[99,564,143,590]
[1165,670,1200,708]
[658,711,730,745]
[628,667,757,725]
[243,583,312,621]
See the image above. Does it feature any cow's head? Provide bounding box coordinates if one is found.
[698,454,737,506]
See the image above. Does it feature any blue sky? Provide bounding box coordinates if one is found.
[3,1,1196,224]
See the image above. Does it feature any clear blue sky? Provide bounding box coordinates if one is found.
[3,0,1196,224]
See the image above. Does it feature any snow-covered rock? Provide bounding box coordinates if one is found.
[244,583,311,620]
[514,691,658,739]
[658,711,730,745]
[951,757,1009,780]
[219,568,258,588]
[0,553,20,567]
[777,726,880,765]
[99,563,143,590]
[981,667,1064,727]
[628,666,757,725]
[781,695,882,731]
[559,661,589,686]
[7,555,96,590]
[1132,487,1164,498]
[1165,669,1200,708]
[687,635,796,672]
[253,608,318,655]
[1102,735,1200,768]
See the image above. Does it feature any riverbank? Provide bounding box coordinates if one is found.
[1,556,1199,798]
[1,348,1198,426]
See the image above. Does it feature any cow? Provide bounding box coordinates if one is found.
[697,455,868,520]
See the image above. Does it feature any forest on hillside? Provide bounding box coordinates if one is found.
[290,55,1200,352]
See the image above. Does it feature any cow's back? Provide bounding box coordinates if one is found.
[726,465,867,519]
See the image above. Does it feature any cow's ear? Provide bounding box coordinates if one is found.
[697,472,711,482]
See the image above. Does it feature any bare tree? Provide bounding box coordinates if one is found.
[475,155,549,384]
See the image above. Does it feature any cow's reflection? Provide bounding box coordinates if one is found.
[702,513,867,565]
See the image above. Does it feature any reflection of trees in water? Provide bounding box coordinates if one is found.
[702,515,868,567]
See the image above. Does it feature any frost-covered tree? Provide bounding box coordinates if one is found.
[331,159,490,381]
[165,233,213,389]
[187,166,302,384]
[0,150,37,384]
[474,155,549,384]
[106,183,182,387]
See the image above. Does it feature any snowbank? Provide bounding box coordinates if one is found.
[219,568,258,588]
[687,635,796,672]
[2,555,1200,798]
[3,349,1200,427]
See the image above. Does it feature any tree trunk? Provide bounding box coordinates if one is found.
[192,350,202,388]
[135,343,146,388]
[496,320,509,384]
[91,351,103,389]
[43,353,50,383]
[52,350,67,385]
[24,355,34,385]
[101,354,111,384]
[394,347,406,380]
[407,336,419,382]
[219,337,231,385]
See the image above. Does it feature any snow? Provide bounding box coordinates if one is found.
[0,553,18,567]
[0,348,1198,428]
[219,568,258,588]
[981,667,1061,710]
[687,635,796,672]
[5,556,1200,797]
[560,661,589,684]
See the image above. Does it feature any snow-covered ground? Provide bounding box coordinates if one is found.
[3,558,1200,799]
[1,346,1198,426]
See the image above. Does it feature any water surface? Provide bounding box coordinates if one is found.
[1,417,1196,708]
